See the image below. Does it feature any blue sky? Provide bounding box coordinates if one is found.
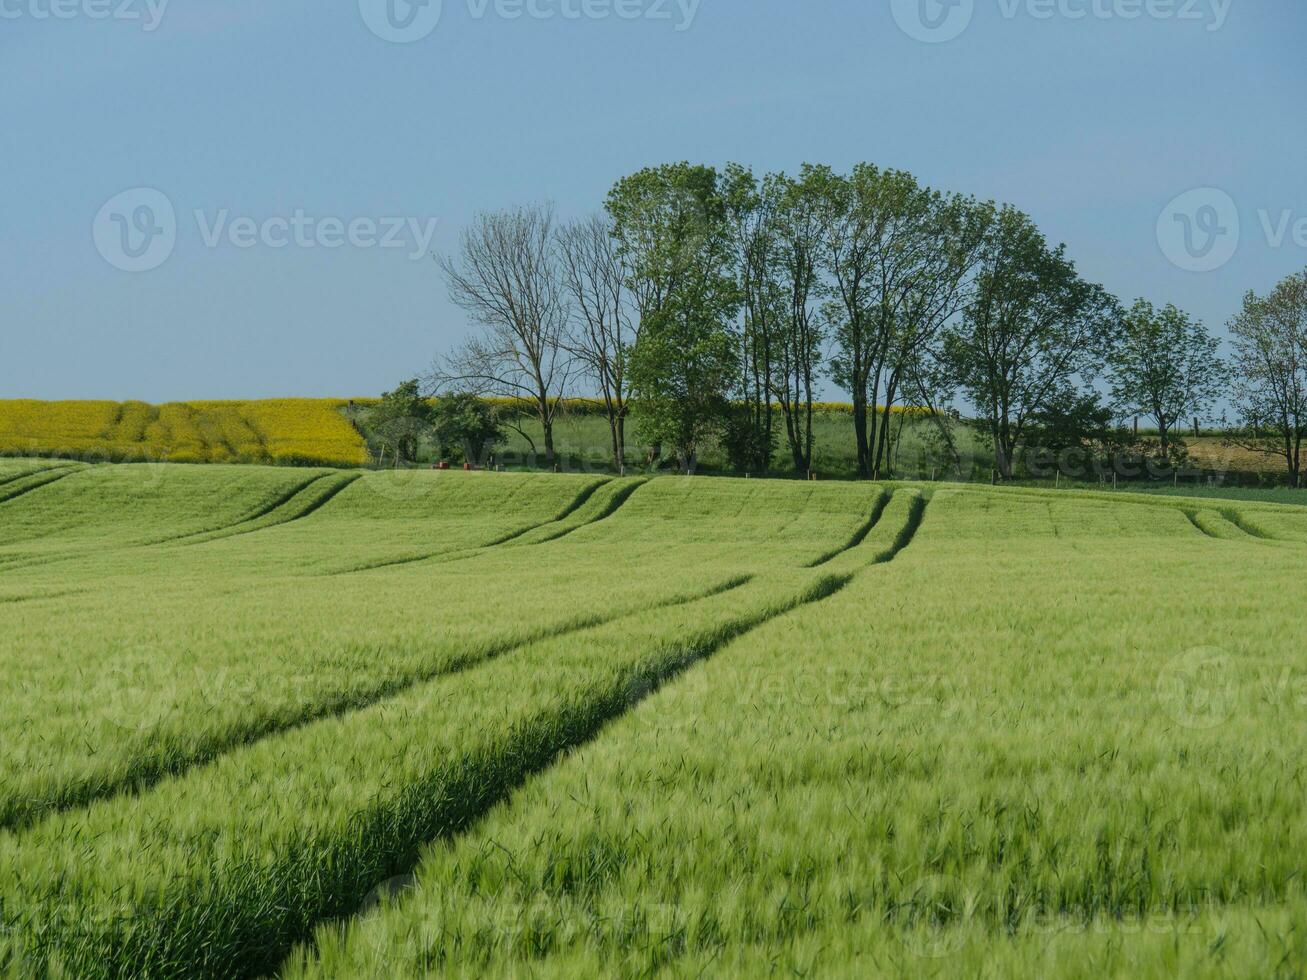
[2,0,1304,401]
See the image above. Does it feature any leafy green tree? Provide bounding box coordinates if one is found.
[367,380,434,466]
[608,163,740,472]
[431,393,506,466]
[1227,271,1307,487]
[722,163,781,474]
[1022,388,1129,479]
[944,206,1120,481]
[822,165,984,479]
[768,166,828,476]
[1108,300,1224,462]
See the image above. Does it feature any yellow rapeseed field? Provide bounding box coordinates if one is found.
[0,399,369,467]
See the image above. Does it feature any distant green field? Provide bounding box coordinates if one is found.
[500,409,983,479]
[2,463,1307,977]
[1127,484,1307,506]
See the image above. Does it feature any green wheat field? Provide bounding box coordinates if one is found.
[2,457,1307,978]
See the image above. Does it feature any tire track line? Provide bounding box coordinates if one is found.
[324,478,613,577]
[0,473,349,578]
[0,466,83,506]
[0,572,750,834]
[279,501,933,978]
[519,479,648,546]
[176,473,363,547]
[806,488,893,568]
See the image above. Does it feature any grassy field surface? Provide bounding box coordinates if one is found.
[1,463,1306,977]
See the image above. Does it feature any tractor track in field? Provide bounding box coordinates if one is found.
[0,463,77,491]
[153,472,336,546]
[1220,507,1279,541]
[323,478,615,577]
[0,473,361,578]
[0,466,83,506]
[522,478,648,545]
[807,489,893,568]
[0,589,88,606]
[1183,507,1285,544]
[277,498,933,980]
[175,473,364,547]
[0,494,934,977]
[1183,510,1220,539]
[424,479,649,562]
[0,573,753,835]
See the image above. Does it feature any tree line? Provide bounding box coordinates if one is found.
[425,161,1307,487]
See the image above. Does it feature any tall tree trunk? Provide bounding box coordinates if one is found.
[803,357,815,476]
[852,392,870,480]
[866,369,883,482]
[993,419,1014,481]
[873,379,900,481]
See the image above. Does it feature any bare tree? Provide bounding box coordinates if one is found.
[1227,272,1307,488]
[555,214,636,471]
[431,204,573,465]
